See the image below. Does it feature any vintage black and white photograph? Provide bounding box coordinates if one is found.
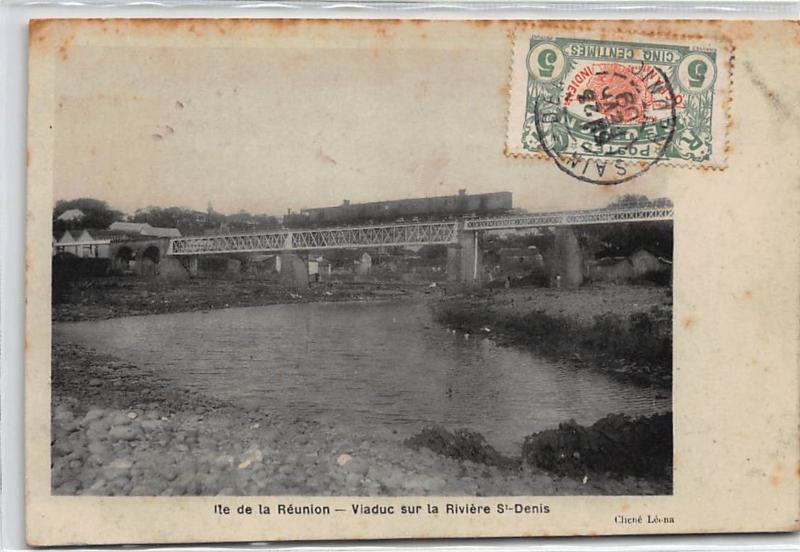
[22,16,800,546]
[44,21,678,500]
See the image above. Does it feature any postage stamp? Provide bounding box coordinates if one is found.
[506,30,732,183]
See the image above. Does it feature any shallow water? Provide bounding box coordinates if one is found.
[54,301,670,454]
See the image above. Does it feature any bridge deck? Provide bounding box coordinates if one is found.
[463,205,674,231]
[167,205,673,256]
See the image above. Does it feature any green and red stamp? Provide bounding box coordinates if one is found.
[506,33,730,183]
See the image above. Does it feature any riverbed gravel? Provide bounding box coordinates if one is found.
[52,342,669,496]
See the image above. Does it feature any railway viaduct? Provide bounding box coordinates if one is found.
[109,237,187,278]
[135,204,673,288]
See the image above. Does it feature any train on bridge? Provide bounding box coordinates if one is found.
[284,190,513,228]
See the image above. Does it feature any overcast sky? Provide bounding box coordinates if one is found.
[52,24,670,217]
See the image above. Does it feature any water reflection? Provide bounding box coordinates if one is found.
[54,301,671,454]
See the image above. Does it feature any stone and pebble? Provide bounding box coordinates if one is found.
[51,342,669,496]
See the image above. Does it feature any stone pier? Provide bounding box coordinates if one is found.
[186,255,199,278]
[553,227,583,289]
[278,252,309,288]
[446,229,484,286]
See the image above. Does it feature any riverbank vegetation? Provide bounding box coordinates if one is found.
[407,412,671,485]
[52,277,426,322]
[434,285,672,388]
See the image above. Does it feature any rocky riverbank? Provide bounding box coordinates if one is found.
[52,342,671,496]
[434,285,672,388]
[52,277,430,322]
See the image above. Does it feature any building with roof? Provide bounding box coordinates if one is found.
[108,221,181,238]
[53,229,112,258]
[56,208,85,222]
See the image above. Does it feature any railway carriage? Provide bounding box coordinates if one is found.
[285,190,513,228]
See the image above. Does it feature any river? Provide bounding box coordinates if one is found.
[53,301,670,454]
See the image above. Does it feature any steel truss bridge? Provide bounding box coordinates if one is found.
[166,204,673,256]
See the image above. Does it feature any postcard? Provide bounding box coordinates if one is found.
[25,18,800,544]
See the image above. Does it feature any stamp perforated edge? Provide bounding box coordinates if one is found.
[503,22,735,172]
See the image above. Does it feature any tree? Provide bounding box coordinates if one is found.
[586,221,673,259]
[417,244,447,261]
[594,195,673,258]
[52,198,124,232]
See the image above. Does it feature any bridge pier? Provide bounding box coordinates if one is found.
[552,227,583,289]
[446,230,484,286]
[278,252,309,288]
[446,244,462,283]
[186,255,199,278]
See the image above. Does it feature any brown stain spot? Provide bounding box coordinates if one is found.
[29,19,55,45]
[56,33,75,62]
[682,317,694,329]
[89,146,96,157]
[498,84,510,98]
[620,503,630,512]
[26,149,31,168]
[24,336,30,353]
[743,289,752,299]
[769,474,780,487]
[27,18,627,46]
[587,530,598,536]
[375,26,388,38]
[725,21,754,41]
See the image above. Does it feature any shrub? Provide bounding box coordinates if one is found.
[406,426,518,469]
[521,412,672,478]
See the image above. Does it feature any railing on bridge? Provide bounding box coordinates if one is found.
[167,205,674,256]
[167,221,460,255]
[463,205,674,231]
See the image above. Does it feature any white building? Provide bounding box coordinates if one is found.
[52,229,112,258]
[56,208,85,222]
[108,221,181,238]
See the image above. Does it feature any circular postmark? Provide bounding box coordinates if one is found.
[533,62,678,185]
